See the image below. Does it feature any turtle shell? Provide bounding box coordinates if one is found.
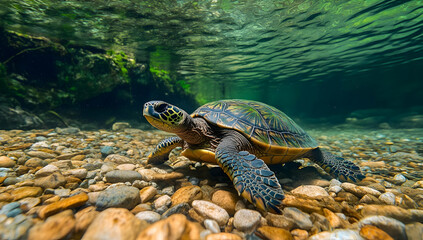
[192,99,319,161]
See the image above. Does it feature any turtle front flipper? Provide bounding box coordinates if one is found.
[148,136,183,164]
[216,138,284,213]
[305,148,365,182]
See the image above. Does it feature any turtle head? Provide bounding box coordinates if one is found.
[143,101,189,133]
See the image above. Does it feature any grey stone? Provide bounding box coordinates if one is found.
[406,222,423,240]
[100,146,114,156]
[135,211,161,223]
[379,192,396,205]
[233,209,261,233]
[105,170,142,183]
[96,185,140,210]
[309,229,363,240]
[204,219,220,233]
[283,207,313,230]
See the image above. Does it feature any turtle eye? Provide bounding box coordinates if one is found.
[154,103,168,113]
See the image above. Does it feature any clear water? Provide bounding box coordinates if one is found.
[0,0,422,120]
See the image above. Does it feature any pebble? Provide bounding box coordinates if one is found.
[0,214,34,239]
[82,208,148,240]
[211,190,238,216]
[233,209,261,233]
[28,210,75,240]
[291,185,329,199]
[38,193,89,219]
[162,203,190,218]
[100,146,114,156]
[379,192,396,205]
[341,182,382,197]
[11,186,43,201]
[405,222,423,240]
[35,164,59,177]
[393,174,407,184]
[360,204,423,223]
[136,214,198,240]
[359,225,393,240]
[74,206,99,233]
[192,200,229,226]
[96,185,141,210]
[266,213,295,230]
[135,211,161,223]
[105,170,142,183]
[139,186,157,203]
[0,156,16,168]
[62,168,88,179]
[104,154,134,164]
[205,233,242,240]
[171,185,203,206]
[359,215,406,240]
[283,207,313,230]
[34,172,66,189]
[116,163,136,171]
[19,197,41,211]
[153,195,172,209]
[0,202,21,217]
[27,151,56,159]
[309,229,363,240]
[291,229,308,240]
[256,226,293,240]
[204,219,220,233]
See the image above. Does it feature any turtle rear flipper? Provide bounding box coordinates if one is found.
[216,135,284,214]
[148,136,183,164]
[305,148,365,182]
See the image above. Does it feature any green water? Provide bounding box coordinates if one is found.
[0,0,422,128]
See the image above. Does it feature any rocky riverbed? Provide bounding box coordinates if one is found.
[0,125,422,240]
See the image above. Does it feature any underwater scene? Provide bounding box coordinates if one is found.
[0,0,423,239]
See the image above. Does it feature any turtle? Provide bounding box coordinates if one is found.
[143,99,364,213]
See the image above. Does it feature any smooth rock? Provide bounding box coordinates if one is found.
[0,201,21,217]
[63,168,88,179]
[19,197,41,211]
[116,164,136,171]
[205,233,242,240]
[406,222,423,240]
[0,214,34,239]
[24,158,45,168]
[12,186,43,201]
[0,156,16,168]
[266,213,295,230]
[341,182,381,197]
[192,200,229,226]
[393,174,407,184]
[211,190,239,216]
[360,204,423,223]
[82,208,148,240]
[38,193,89,219]
[233,209,261,233]
[100,146,114,156]
[323,208,347,229]
[283,207,313,230]
[75,206,99,233]
[291,229,308,240]
[96,185,141,210]
[105,170,142,183]
[256,226,293,240]
[34,172,66,189]
[28,210,75,240]
[35,165,59,177]
[204,219,220,233]
[138,169,184,181]
[379,192,396,205]
[135,211,161,223]
[104,154,134,164]
[154,195,172,209]
[359,225,393,240]
[309,229,363,240]
[27,151,56,159]
[0,192,13,202]
[358,215,407,240]
[136,214,190,240]
[139,186,157,203]
[171,185,203,206]
[291,185,329,199]
[162,203,190,218]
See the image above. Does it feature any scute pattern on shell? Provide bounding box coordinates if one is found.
[192,99,318,149]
